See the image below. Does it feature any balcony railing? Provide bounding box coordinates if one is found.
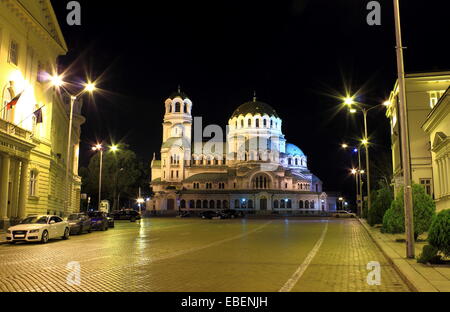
[0,118,33,142]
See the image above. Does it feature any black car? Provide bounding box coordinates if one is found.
[67,213,92,235]
[219,209,244,219]
[112,209,141,222]
[200,210,220,219]
[106,213,115,228]
[177,211,191,218]
[88,211,109,231]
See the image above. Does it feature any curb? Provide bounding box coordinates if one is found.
[358,218,439,292]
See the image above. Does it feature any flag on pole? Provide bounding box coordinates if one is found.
[6,92,23,110]
[33,107,43,124]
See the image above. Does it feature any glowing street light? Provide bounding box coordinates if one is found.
[361,138,369,146]
[343,97,355,106]
[351,168,358,175]
[110,144,119,153]
[383,100,391,107]
[51,72,98,216]
[341,143,349,149]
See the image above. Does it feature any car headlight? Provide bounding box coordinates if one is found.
[29,229,40,233]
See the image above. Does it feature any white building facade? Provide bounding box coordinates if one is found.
[149,91,336,215]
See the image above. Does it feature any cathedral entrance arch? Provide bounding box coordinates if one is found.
[260,197,267,210]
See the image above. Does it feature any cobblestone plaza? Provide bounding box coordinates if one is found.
[0,218,410,292]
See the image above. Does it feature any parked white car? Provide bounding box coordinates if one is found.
[6,215,70,244]
[331,210,357,218]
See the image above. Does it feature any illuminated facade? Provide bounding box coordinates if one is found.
[0,0,83,228]
[149,91,336,214]
[387,71,450,200]
[423,87,450,212]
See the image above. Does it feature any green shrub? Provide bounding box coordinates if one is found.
[428,209,450,257]
[417,245,439,264]
[382,184,436,239]
[368,185,393,226]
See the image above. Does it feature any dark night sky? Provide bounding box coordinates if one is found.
[50,0,450,202]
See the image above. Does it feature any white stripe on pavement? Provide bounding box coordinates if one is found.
[279,221,329,292]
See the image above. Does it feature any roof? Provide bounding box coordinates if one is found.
[162,137,191,149]
[169,91,189,100]
[231,100,279,118]
[285,143,305,157]
[184,173,230,182]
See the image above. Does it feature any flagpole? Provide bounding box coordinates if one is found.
[11,105,46,131]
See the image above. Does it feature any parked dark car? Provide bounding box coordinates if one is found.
[177,211,191,218]
[200,210,220,219]
[219,209,244,219]
[67,213,92,235]
[87,211,109,231]
[106,213,115,228]
[112,209,141,222]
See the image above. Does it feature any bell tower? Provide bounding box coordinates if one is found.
[160,87,192,182]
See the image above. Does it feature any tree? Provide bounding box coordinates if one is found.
[428,209,450,258]
[80,145,147,210]
[382,184,436,240]
[368,182,393,226]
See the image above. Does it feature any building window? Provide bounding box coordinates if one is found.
[299,200,304,208]
[189,200,195,208]
[305,200,310,209]
[248,119,251,127]
[241,120,244,128]
[209,200,215,209]
[285,183,288,189]
[311,200,315,209]
[223,200,228,209]
[248,200,253,209]
[263,119,267,127]
[217,200,221,209]
[287,200,292,209]
[273,200,279,209]
[29,170,38,196]
[203,200,208,209]
[420,179,432,196]
[8,40,19,66]
[196,200,202,208]
[175,102,181,112]
[429,91,446,109]
[180,200,186,208]
[256,119,260,128]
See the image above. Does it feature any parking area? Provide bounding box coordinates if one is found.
[0,217,411,292]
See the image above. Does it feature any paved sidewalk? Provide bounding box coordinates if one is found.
[360,219,450,292]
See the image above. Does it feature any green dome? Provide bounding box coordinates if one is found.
[231,101,279,118]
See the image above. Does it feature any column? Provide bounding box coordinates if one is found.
[0,154,11,220]
[444,156,449,196]
[9,159,20,218]
[17,160,29,219]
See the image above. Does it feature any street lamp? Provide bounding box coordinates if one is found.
[91,143,119,211]
[51,74,97,216]
[341,97,389,220]
[342,143,364,216]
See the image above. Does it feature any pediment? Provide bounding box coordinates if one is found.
[432,132,448,151]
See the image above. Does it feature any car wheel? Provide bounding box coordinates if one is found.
[41,230,49,244]
[62,228,70,240]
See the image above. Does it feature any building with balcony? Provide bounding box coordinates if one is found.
[422,87,450,212]
[0,0,84,228]
[148,91,336,214]
[386,71,450,200]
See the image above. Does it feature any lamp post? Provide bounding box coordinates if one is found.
[342,143,364,216]
[343,98,390,218]
[51,75,96,216]
[91,144,119,211]
[393,0,415,258]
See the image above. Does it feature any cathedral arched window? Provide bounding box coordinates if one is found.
[299,200,304,209]
[209,200,215,209]
[273,200,279,209]
[256,119,260,128]
[311,200,315,209]
[189,200,195,208]
[287,200,292,209]
[248,200,253,209]
[280,200,286,208]
[248,119,251,127]
[305,200,310,209]
[217,200,221,209]
[241,120,244,128]
[288,158,292,165]
[223,200,228,209]
[295,159,298,166]
[252,174,270,189]
[270,120,273,128]
[175,102,181,112]
[180,200,186,209]
[203,200,208,209]
[263,119,267,127]
[196,200,202,208]
[234,199,240,209]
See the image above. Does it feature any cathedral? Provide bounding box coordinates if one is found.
[148,91,336,214]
